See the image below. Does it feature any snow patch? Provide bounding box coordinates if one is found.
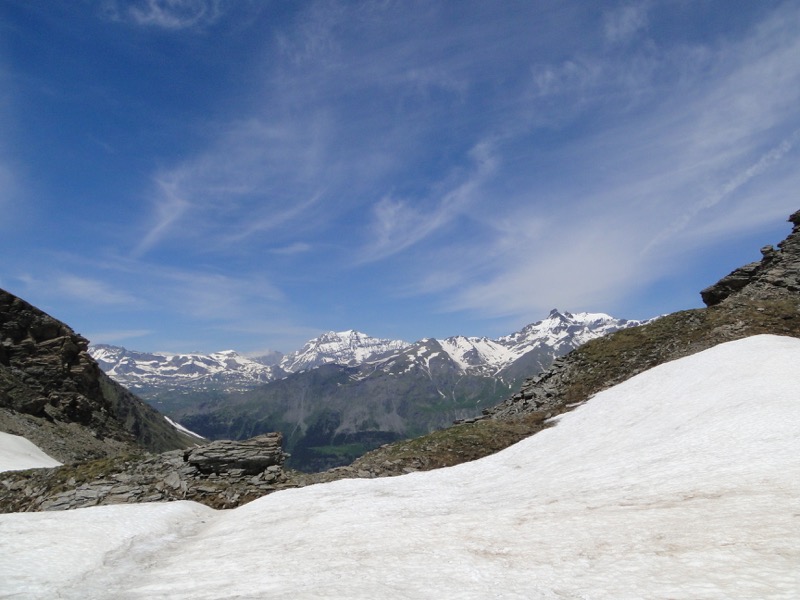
[0,432,62,473]
[164,416,205,440]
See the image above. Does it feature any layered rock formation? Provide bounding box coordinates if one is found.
[1,433,289,512]
[0,288,199,463]
[701,209,800,305]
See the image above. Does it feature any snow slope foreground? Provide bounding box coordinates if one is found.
[2,335,799,599]
[0,432,62,473]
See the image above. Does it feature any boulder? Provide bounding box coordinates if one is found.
[184,433,286,475]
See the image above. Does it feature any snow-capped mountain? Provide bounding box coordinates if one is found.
[497,309,649,357]
[89,345,283,393]
[90,331,412,394]
[279,330,411,372]
[367,309,651,379]
[91,310,647,396]
[138,309,651,471]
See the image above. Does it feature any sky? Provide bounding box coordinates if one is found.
[0,0,798,354]
[3,335,799,597]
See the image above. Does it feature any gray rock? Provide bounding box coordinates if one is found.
[184,433,286,475]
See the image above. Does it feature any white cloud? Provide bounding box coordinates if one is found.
[604,2,649,44]
[134,176,191,257]
[270,242,312,256]
[84,329,154,345]
[645,129,800,254]
[359,142,497,262]
[104,0,225,30]
[132,115,338,256]
[108,1,800,335]
[399,3,800,321]
[55,275,138,306]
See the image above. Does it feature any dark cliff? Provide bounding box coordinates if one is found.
[0,288,198,462]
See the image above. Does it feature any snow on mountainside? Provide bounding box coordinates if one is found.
[89,345,282,392]
[90,310,649,394]
[369,309,650,378]
[4,335,798,598]
[0,432,62,473]
[497,309,649,356]
[279,330,411,372]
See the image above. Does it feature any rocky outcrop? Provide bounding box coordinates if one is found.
[701,210,800,305]
[184,433,284,475]
[0,433,290,512]
[700,210,800,306]
[0,288,198,463]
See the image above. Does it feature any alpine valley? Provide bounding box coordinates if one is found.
[90,311,649,471]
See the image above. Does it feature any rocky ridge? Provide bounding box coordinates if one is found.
[0,289,199,463]
[1,433,290,512]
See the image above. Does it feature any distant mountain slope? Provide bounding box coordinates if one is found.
[165,310,645,471]
[0,288,201,463]
[90,345,283,394]
[279,330,411,372]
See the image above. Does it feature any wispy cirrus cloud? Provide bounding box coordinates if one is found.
[359,142,497,262]
[102,0,225,30]
[55,275,139,306]
[132,115,336,257]
[645,128,800,254]
[134,176,191,257]
[270,242,312,256]
[85,329,153,344]
[93,0,800,344]
[394,1,800,323]
[604,2,650,44]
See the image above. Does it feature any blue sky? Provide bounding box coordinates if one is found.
[1,0,798,354]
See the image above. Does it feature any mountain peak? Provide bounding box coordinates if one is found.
[279,330,410,372]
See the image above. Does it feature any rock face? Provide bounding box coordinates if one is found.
[701,210,800,305]
[0,433,289,512]
[184,433,284,475]
[0,288,198,463]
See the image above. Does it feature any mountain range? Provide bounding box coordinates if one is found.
[90,311,645,393]
[90,310,649,470]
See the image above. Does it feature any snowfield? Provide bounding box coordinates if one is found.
[0,432,61,473]
[2,334,799,599]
